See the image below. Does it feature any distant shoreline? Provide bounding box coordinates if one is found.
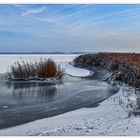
[0,52,92,55]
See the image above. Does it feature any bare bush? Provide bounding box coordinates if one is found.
[5,58,64,81]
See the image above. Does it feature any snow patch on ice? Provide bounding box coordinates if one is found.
[59,61,91,77]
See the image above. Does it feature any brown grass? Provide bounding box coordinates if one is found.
[97,52,140,67]
[6,58,64,81]
[74,53,140,89]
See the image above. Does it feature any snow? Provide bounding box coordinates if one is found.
[59,61,91,77]
[0,54,91,77]
[0,85,140,136]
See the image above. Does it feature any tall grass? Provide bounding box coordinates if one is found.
[6,58,64,81]
[74,53,140,89]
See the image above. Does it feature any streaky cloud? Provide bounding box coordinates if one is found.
[22,6,46,16]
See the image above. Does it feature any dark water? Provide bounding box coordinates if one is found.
[0,75,118,129]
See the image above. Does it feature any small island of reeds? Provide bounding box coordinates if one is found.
[5,58,64,81]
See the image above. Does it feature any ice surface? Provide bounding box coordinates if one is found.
[0,85,139,136]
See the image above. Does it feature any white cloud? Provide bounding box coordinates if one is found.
[13,4,23,8]
[22,7,46,16]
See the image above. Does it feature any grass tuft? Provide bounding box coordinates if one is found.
[5,58,64,81]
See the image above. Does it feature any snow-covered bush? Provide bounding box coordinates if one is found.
[74,53,140,89]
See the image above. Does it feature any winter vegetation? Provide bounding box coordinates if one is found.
[5,58,64,81]
[74,53,140,89]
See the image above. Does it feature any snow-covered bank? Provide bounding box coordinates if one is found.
[61,62,91,77]
[0,85,139,136]
[0,55,91,77]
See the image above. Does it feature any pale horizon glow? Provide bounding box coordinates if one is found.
[0,4,140,53]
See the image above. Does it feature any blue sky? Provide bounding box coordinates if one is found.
[0,4,140,52]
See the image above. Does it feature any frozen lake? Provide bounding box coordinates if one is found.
[0,54,118,129]
[0,54,90,77]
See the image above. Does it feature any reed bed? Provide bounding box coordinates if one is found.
[74,53,140,89]
[5,58,64,81]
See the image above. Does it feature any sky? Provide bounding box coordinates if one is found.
[0,4,140,53]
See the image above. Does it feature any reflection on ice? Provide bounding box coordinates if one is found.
[6,82,57,102]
